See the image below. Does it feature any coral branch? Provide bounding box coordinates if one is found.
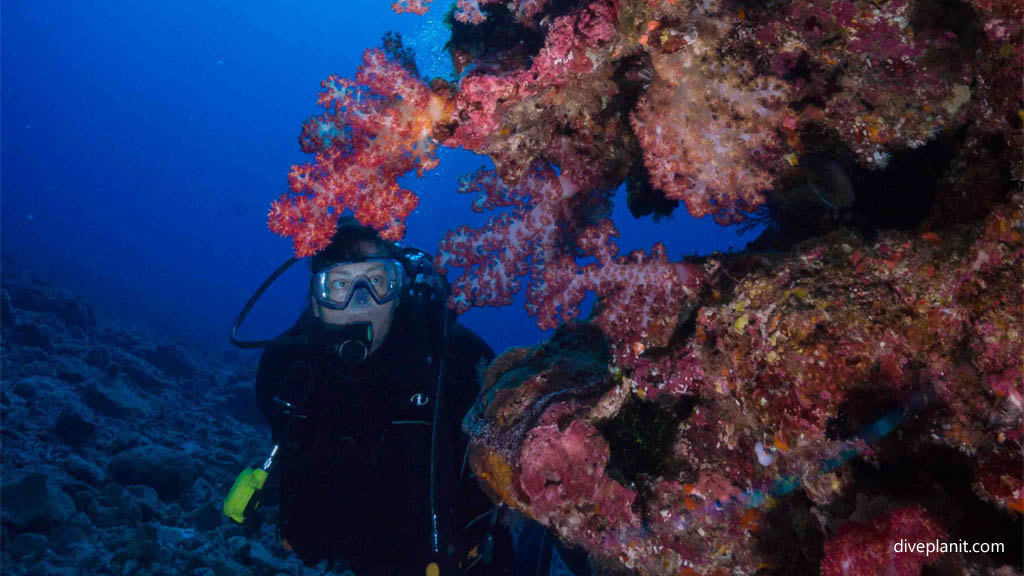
[268,48,451,256]
[437,165,703,361]
[391,0,431,16]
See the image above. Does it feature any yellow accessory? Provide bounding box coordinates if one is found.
[425,562,440,576]
[222,467,268,524]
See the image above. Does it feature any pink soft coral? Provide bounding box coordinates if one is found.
[438,165,702,358]
[632,11,789,224]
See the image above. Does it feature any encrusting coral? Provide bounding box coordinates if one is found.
[465,194,1022,574]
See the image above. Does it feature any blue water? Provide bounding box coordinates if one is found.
[1,0,750,355]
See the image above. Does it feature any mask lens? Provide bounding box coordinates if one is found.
[364,262,395,300]
[326,273,352,304]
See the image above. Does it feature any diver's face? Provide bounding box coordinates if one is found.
[312,260,400,355]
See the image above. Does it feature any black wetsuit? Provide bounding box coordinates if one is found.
[255,308,505,575]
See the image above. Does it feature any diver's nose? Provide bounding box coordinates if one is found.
[351,287,371,307]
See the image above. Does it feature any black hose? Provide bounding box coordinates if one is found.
[231,257,302,349]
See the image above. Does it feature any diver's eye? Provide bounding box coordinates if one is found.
[331,280,347,290]
[370,276,382,285]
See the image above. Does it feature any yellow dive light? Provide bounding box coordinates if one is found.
[223,445,277,524]
[223,467,268,523]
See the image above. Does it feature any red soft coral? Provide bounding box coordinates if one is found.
[268,48,451,256]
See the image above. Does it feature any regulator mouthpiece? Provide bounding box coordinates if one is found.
[334,322,373,365]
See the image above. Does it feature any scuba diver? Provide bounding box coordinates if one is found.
[224,218,591,576]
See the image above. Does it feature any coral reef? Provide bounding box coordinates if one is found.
[272,0,1021,345]
[464,195,1023,574]
[265,2,1023,572]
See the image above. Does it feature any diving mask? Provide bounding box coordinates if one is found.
[312,258,405,310]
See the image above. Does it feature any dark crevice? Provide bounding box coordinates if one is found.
[446,3,546,76]
[747,127,967,251]
[601,397,692,483]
